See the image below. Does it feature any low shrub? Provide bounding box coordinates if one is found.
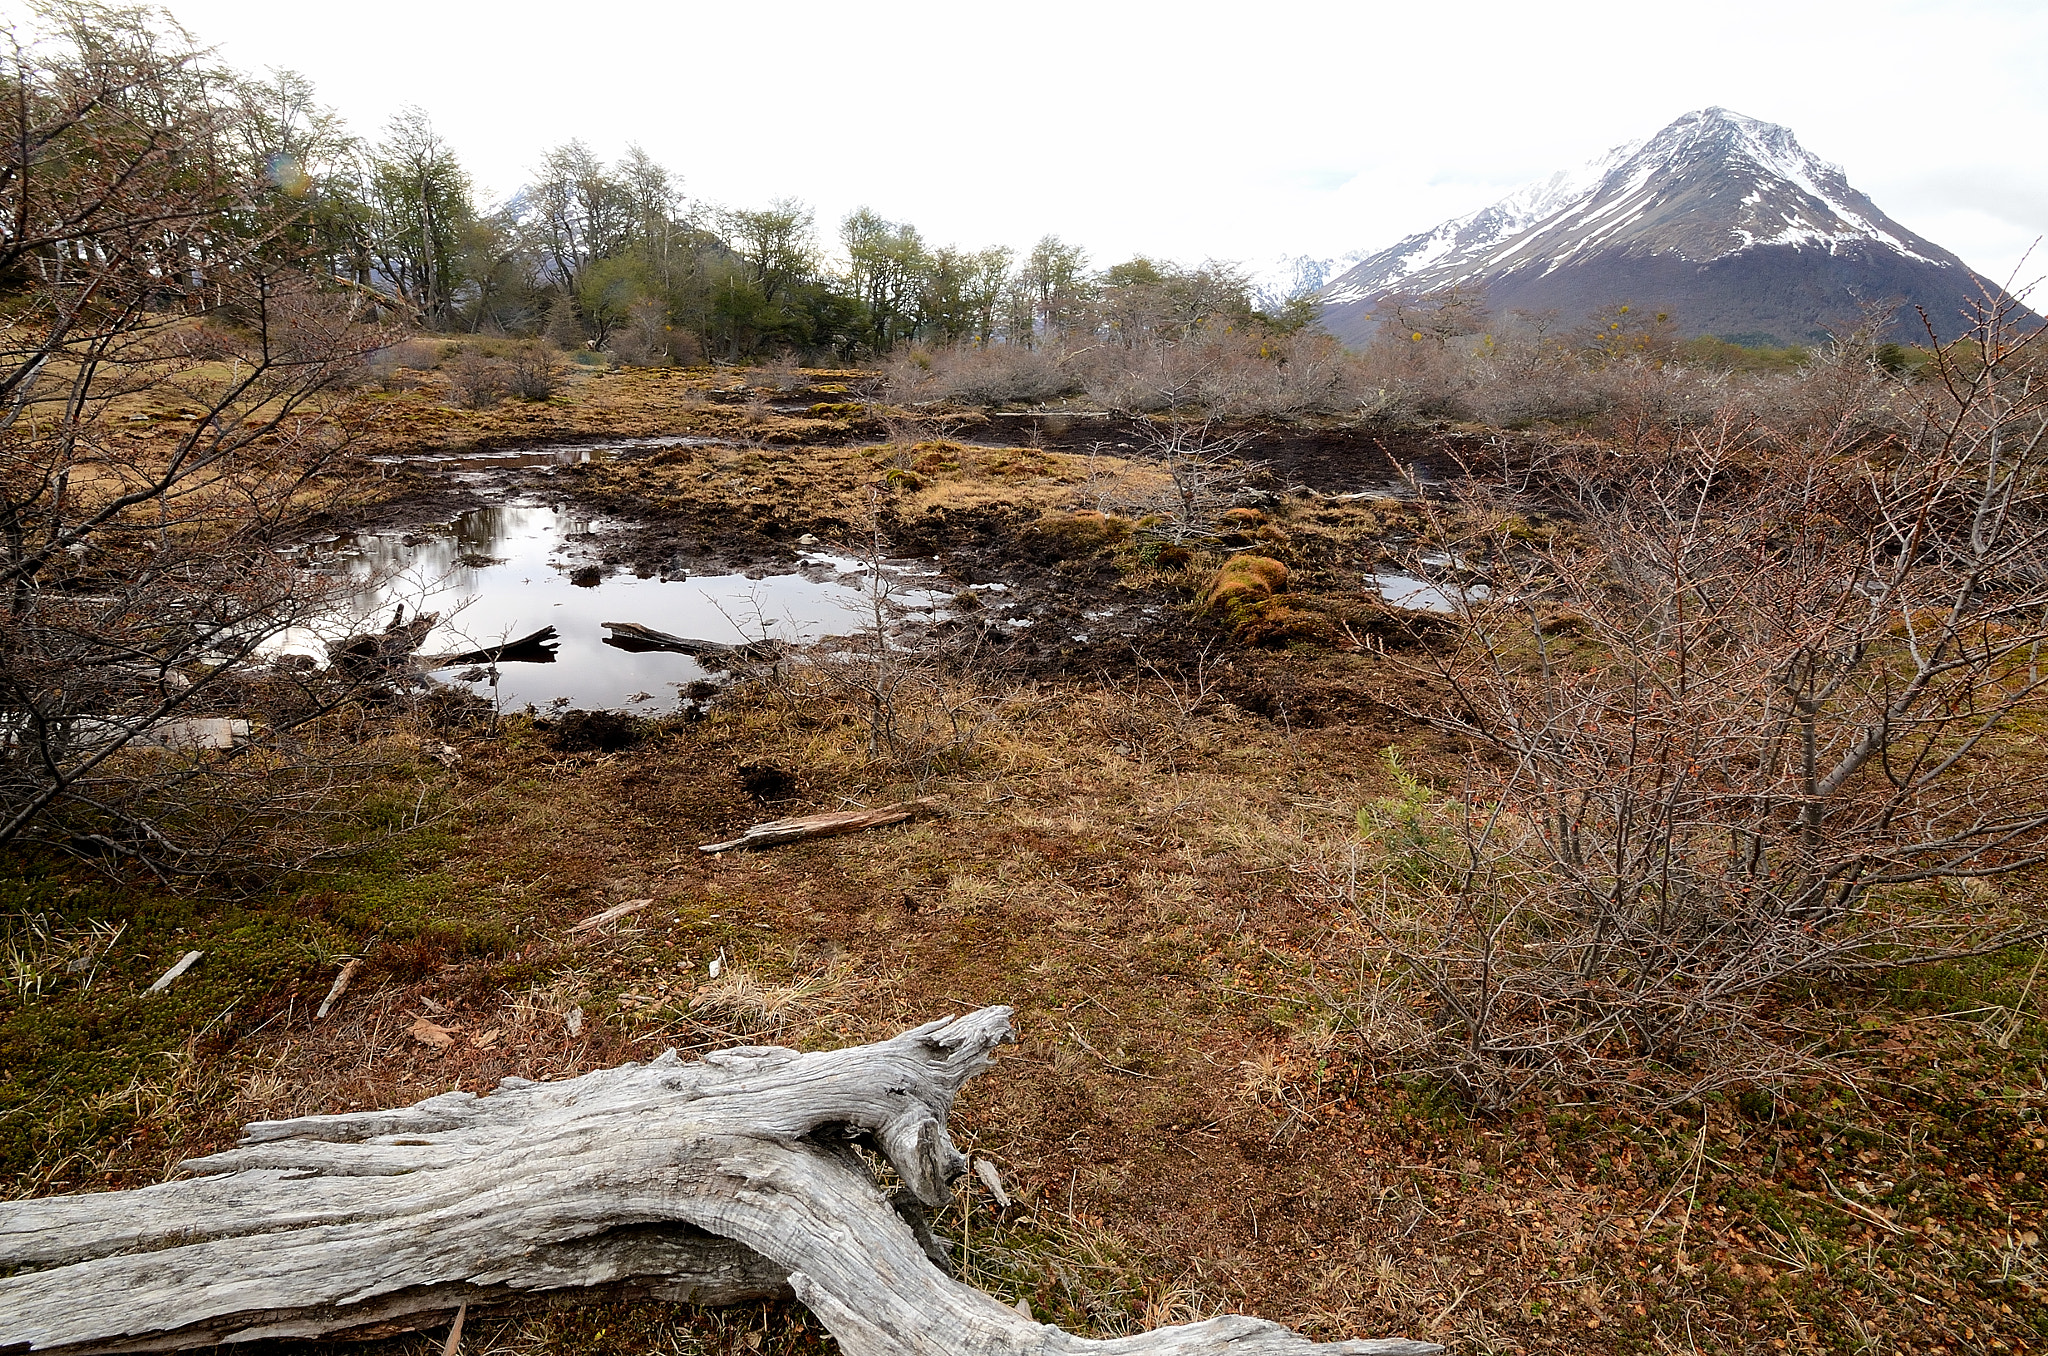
[446,349,509,408]
[887,344,1084,406]
[364,337,445,391]
[503,341,568,401]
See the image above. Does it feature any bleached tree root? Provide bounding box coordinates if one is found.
[0,1008,1441,1356]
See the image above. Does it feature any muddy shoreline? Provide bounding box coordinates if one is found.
[304,413,1487,713]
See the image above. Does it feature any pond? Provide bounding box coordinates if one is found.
[299,499,952,713]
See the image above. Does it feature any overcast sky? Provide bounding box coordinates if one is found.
[137,0,2048,290]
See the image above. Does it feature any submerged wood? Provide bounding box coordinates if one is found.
[421,625,561,668]
[600,621,781,661]
[0,1009,1439,1356]
[331,609,441,675]
[697,797,947,854]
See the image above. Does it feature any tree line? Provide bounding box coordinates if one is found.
[221,60,1309,363]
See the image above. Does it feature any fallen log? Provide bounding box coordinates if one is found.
[331,608,441,677]
[601,621,781,661]
[0,1009,1438,1356]
[698,796,947,854]
[421,625,561,668]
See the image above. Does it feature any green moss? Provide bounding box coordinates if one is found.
[0,862,349,1180]
[0,793,476,1182]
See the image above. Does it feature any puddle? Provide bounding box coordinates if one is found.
[297,500,949,712]
[1367,555,1486,613]
[367,435,728,479]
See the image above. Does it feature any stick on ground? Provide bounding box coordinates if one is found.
[698,798,947,854]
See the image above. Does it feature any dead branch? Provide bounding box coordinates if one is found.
[698,798,947,854]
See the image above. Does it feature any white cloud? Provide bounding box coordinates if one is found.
[151,0,2048,283]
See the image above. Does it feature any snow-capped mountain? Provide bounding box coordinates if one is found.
[1317,108,2021,346]
[1248,253,1363,312]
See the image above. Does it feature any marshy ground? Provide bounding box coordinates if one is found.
[4,361,2043,1356]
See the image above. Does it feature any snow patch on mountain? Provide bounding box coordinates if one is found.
[1310,107,2014,347]
[1250,252,1365,311]
[1320,108,1968,312]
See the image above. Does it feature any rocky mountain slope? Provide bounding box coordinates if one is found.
[1316,108,2025,347]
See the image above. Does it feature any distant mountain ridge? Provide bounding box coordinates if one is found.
[1315,108,2028,347]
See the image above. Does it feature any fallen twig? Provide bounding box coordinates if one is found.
[146,951,202,994]
[570,898,654,932]
[316,958,360,1019]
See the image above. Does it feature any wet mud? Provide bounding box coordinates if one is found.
[311,416,1479,713]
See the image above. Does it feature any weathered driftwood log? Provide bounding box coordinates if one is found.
[421,625,561,668]
[601,621,782,661]
[0,1009,1438,1356]
[698,797,947,854]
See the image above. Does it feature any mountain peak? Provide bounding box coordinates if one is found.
[1316,108,2014,345]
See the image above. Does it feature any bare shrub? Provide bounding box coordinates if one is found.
[1203,329,1366,419]
[1349,332,1474,421]
[751,358,810,394]
[609,299,699,367]
[364,337,445,391]
[502,341,566,401]
[1079,324,1367,419]
[0,13,413,875]
[1093,642,1222,768]
[771,504,1010,784]
[1343,294,2048,1106]
[886,343,1085,406]
[1089,421,1262,545]
[1750,310,1907,442]
[1579,354,1732,453]
[1462,315,1606,428]
[446,348,510,408]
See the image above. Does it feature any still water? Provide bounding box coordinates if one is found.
[364,434,718,478]
[304,499,949,713]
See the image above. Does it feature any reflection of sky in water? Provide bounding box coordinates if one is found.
[1368,556,1487,613]
[364,435,717,478]
[316,501,943,712]
[1369,573,1464,613]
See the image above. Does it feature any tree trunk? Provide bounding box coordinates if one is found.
[0,1009,1438,1356]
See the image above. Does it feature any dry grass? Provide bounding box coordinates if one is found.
[11,646,2045,1351]
[8,378,2046,1356]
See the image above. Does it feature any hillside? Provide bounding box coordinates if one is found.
[1317,107,2030,346]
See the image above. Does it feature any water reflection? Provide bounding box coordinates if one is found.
[366,435,724,478]
[1367,572,1472,613]
[1367,555,1487,613]
[311,500,946,712]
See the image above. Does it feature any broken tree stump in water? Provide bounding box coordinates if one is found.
[600,621,782,661]
[420,625,561,668]
[0,1008,1440,1356]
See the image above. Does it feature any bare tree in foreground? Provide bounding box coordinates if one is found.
[0,7,388,875]
[1348,292,2048,1105]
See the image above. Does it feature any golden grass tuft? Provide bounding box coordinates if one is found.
[1202,554,1289,609]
